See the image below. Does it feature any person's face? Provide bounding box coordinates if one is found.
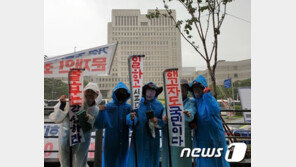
[192,85,204,98]
[181,84,188,99]
[115,88,128,104]
[84,89,98,106]
[145,89,156,101]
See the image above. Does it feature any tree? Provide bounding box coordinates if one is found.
[214,78,251,100]
[44,78,68,100]
[146,0,233,98]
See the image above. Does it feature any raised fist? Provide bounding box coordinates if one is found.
[99,105,106,111]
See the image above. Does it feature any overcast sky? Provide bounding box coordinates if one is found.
[45,0,250,70]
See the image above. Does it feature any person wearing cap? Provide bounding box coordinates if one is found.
[94,82,133,167]
[126,82,165,167]
[161,79,197,167]
[49,82,103,167]
[189,75,230,167]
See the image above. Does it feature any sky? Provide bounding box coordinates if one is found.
[44,0,250,70]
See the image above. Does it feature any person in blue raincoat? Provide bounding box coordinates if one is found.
[161,79,197,167]
[126,82,165,167]
[189,75,230,167]
[94,82,133,167]
[49,82,103,167]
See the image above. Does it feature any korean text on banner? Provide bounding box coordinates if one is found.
[68,69,85,146]
[164,69,185,147]
[128,55,144,109]
[44,43,117,78]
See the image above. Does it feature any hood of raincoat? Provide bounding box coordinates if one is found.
[142,82,163,100]
[111,82,131,104]
[84,82,103,105]
[189,75,208,98]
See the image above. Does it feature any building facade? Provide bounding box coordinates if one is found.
[86,9,182,99]
[195,59,251,85]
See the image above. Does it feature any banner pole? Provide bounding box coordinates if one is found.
[68,70,73,167]
[163,68,178,167]
[68,68,85,167]
[128,55,145,167]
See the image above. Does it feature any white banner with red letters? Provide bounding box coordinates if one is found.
[68,69,85,146]
[128,55,144,109]
[163,69,185,147]
[44,43,117,78]
[44,124,96,161]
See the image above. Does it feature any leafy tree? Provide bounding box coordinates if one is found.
[44,78,68,100]
[147,0,233,98]
[44,78,90,100]
[211,78,251,100]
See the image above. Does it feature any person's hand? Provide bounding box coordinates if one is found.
[59,95,67,111]
[150,117,158,124]
[203,87,211,93]
[130,112,137,120]
[162,115,168,122]
[86,114,92,120]
[59,95,67,102]
[183,110,191,118]
[99,105,106,111]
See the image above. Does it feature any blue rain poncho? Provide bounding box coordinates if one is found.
[161,97,197,167]
[49,82,103,167]
[94,82,133,167]
[189,75,230,167]
[126,82,165,167]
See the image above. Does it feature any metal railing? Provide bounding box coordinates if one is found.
[44,109,251,165]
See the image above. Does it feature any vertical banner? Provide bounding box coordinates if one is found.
[128,55,145,109]
[163,68,185,147]
[68,68,85,146]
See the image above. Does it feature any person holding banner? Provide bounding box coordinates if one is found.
[94,82,132,167]
[189,75,230,167]
[49,82,103,167]
[127,82,164,167]
[161,79,197,167]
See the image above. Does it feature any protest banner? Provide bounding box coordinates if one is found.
[128,55,145,167]
[163,68,185,147]
[68,68,85,146]
[128,55,145,110]
[44,124,96,161]
[44,42,117,78]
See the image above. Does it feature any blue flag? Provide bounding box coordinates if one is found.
[224,78,231,88]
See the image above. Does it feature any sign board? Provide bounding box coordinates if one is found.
[44,124,96,161]
[128,55,145,109]
[68,69,85,146]
[163,68,185,147]
[224,78,231,88]
[44,43,117,78]
[238,87,251,123]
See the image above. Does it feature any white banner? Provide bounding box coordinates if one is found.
[44,124,96,161]
[163,69,185,147]
[238,87,251,123]
[128,55,144,109]
[68,69,85,146]
[44,43,117,78]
